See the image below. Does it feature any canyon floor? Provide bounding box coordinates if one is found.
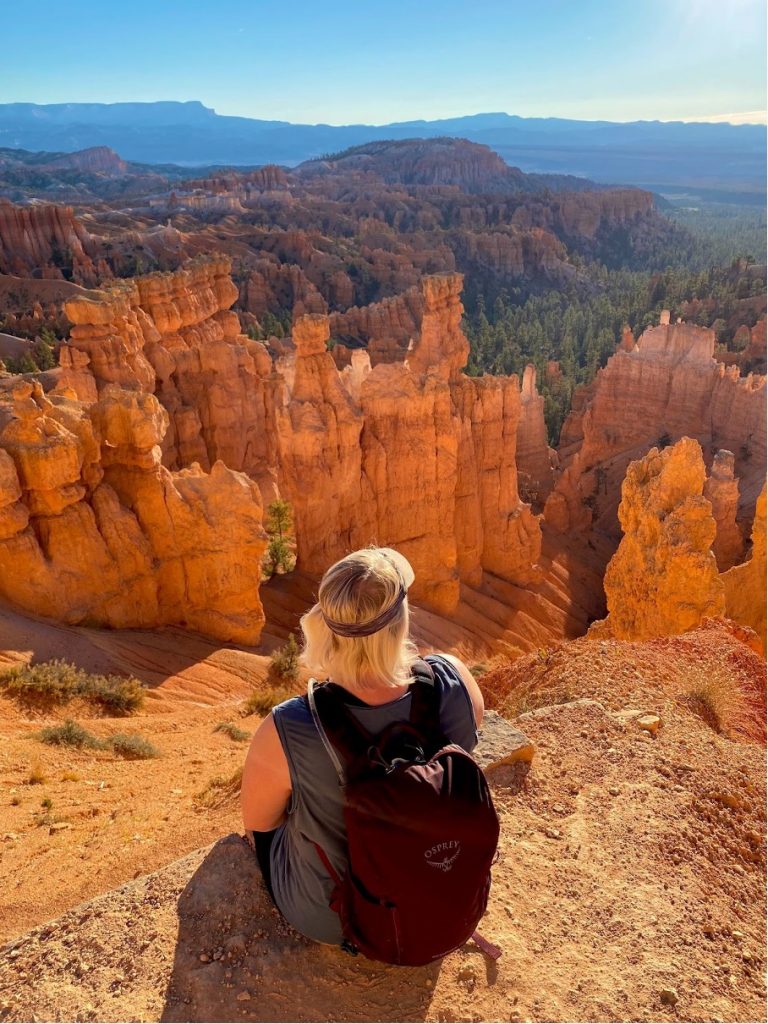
[0,606,765,1024]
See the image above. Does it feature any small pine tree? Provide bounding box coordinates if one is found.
[266,499,292,541]
[265,537,294,576]
[263,499,296,577]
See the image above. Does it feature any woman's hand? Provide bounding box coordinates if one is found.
[241,713,292,832]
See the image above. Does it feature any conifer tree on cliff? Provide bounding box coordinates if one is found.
[264,499,296,577]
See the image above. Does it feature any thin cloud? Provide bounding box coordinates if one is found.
[681,110,767,124]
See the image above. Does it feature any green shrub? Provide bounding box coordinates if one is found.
[83,674,145,714]
[38,720,104,749]
[0,660,144,714]
[269,634,300,682]
[213,721,250,742]
[106,733,159,760]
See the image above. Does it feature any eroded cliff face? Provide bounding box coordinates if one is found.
[722,483,767,652]
[45,262,546,621]
[60,256,280,490]
[329,286,424,367]
[276,273,542,612]
[703,449,744,571]
[0,201,100,284]
[0,382,266,642]
[592,438,725,640]
[241,259,327,321]
[544,315,767,540]
[516,364,556,504]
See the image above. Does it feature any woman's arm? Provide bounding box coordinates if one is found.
[441,653,484,729]
[241,713,292,832]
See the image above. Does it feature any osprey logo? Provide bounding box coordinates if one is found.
[424,840,461,873]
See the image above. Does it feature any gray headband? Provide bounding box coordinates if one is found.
[321,583,407,638]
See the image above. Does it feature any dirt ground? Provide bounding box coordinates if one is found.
[0,618,765,1023]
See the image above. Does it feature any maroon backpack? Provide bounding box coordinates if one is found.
[308,659,500,966]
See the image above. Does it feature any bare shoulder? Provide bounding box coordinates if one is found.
[437,653,484,728]
[244,712,290,775]
[241,712,292,832]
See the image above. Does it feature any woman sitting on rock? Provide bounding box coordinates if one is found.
[240,546,485,952]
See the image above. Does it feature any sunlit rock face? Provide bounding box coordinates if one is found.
[0,381,267,643]
[722,482,767,653]
[277,274,542,613]
[60,255,280,489]
[544,315,766,540]
[591,437,725,641]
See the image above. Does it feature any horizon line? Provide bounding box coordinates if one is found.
[3,100,766,128]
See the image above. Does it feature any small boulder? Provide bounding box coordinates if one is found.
[475,710,535,770]
[660,988,679,1006]
[637,714,662,736]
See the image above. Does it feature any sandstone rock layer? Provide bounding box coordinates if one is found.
[0,381,266,643]
[722,483,767,652]
[277,274,542,612]
[593,438,725,640]
[545,316,766,540]
[60,255,280,488]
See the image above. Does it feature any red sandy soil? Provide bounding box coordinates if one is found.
[0,609,765,1023]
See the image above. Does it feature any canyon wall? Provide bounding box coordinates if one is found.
[328,286,424,367]
[60,256,281,492]
[53,259,546,618]
[0,201,101,283]
[9,257,762,648]
[544,315,767,540]
[722,483,767,652]
[0,381,266,642]
[277,273,542,612]
[516,364,556,503]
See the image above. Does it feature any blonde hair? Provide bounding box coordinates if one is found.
[300,548,419,692]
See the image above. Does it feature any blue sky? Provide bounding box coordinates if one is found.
[2,0,765,124]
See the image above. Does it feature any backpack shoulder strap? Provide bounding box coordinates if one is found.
[407,658,448,748]
[308,679,374,783]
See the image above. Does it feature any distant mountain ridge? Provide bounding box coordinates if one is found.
[0,101,764,191]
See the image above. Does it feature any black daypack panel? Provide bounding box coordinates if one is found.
[309,660,500,966]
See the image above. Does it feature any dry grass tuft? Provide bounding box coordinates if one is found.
[675,663,764,742]
[195,767,243,810]
[242,683,298,718]
[106,733,160,760]
[214,721,250,742]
